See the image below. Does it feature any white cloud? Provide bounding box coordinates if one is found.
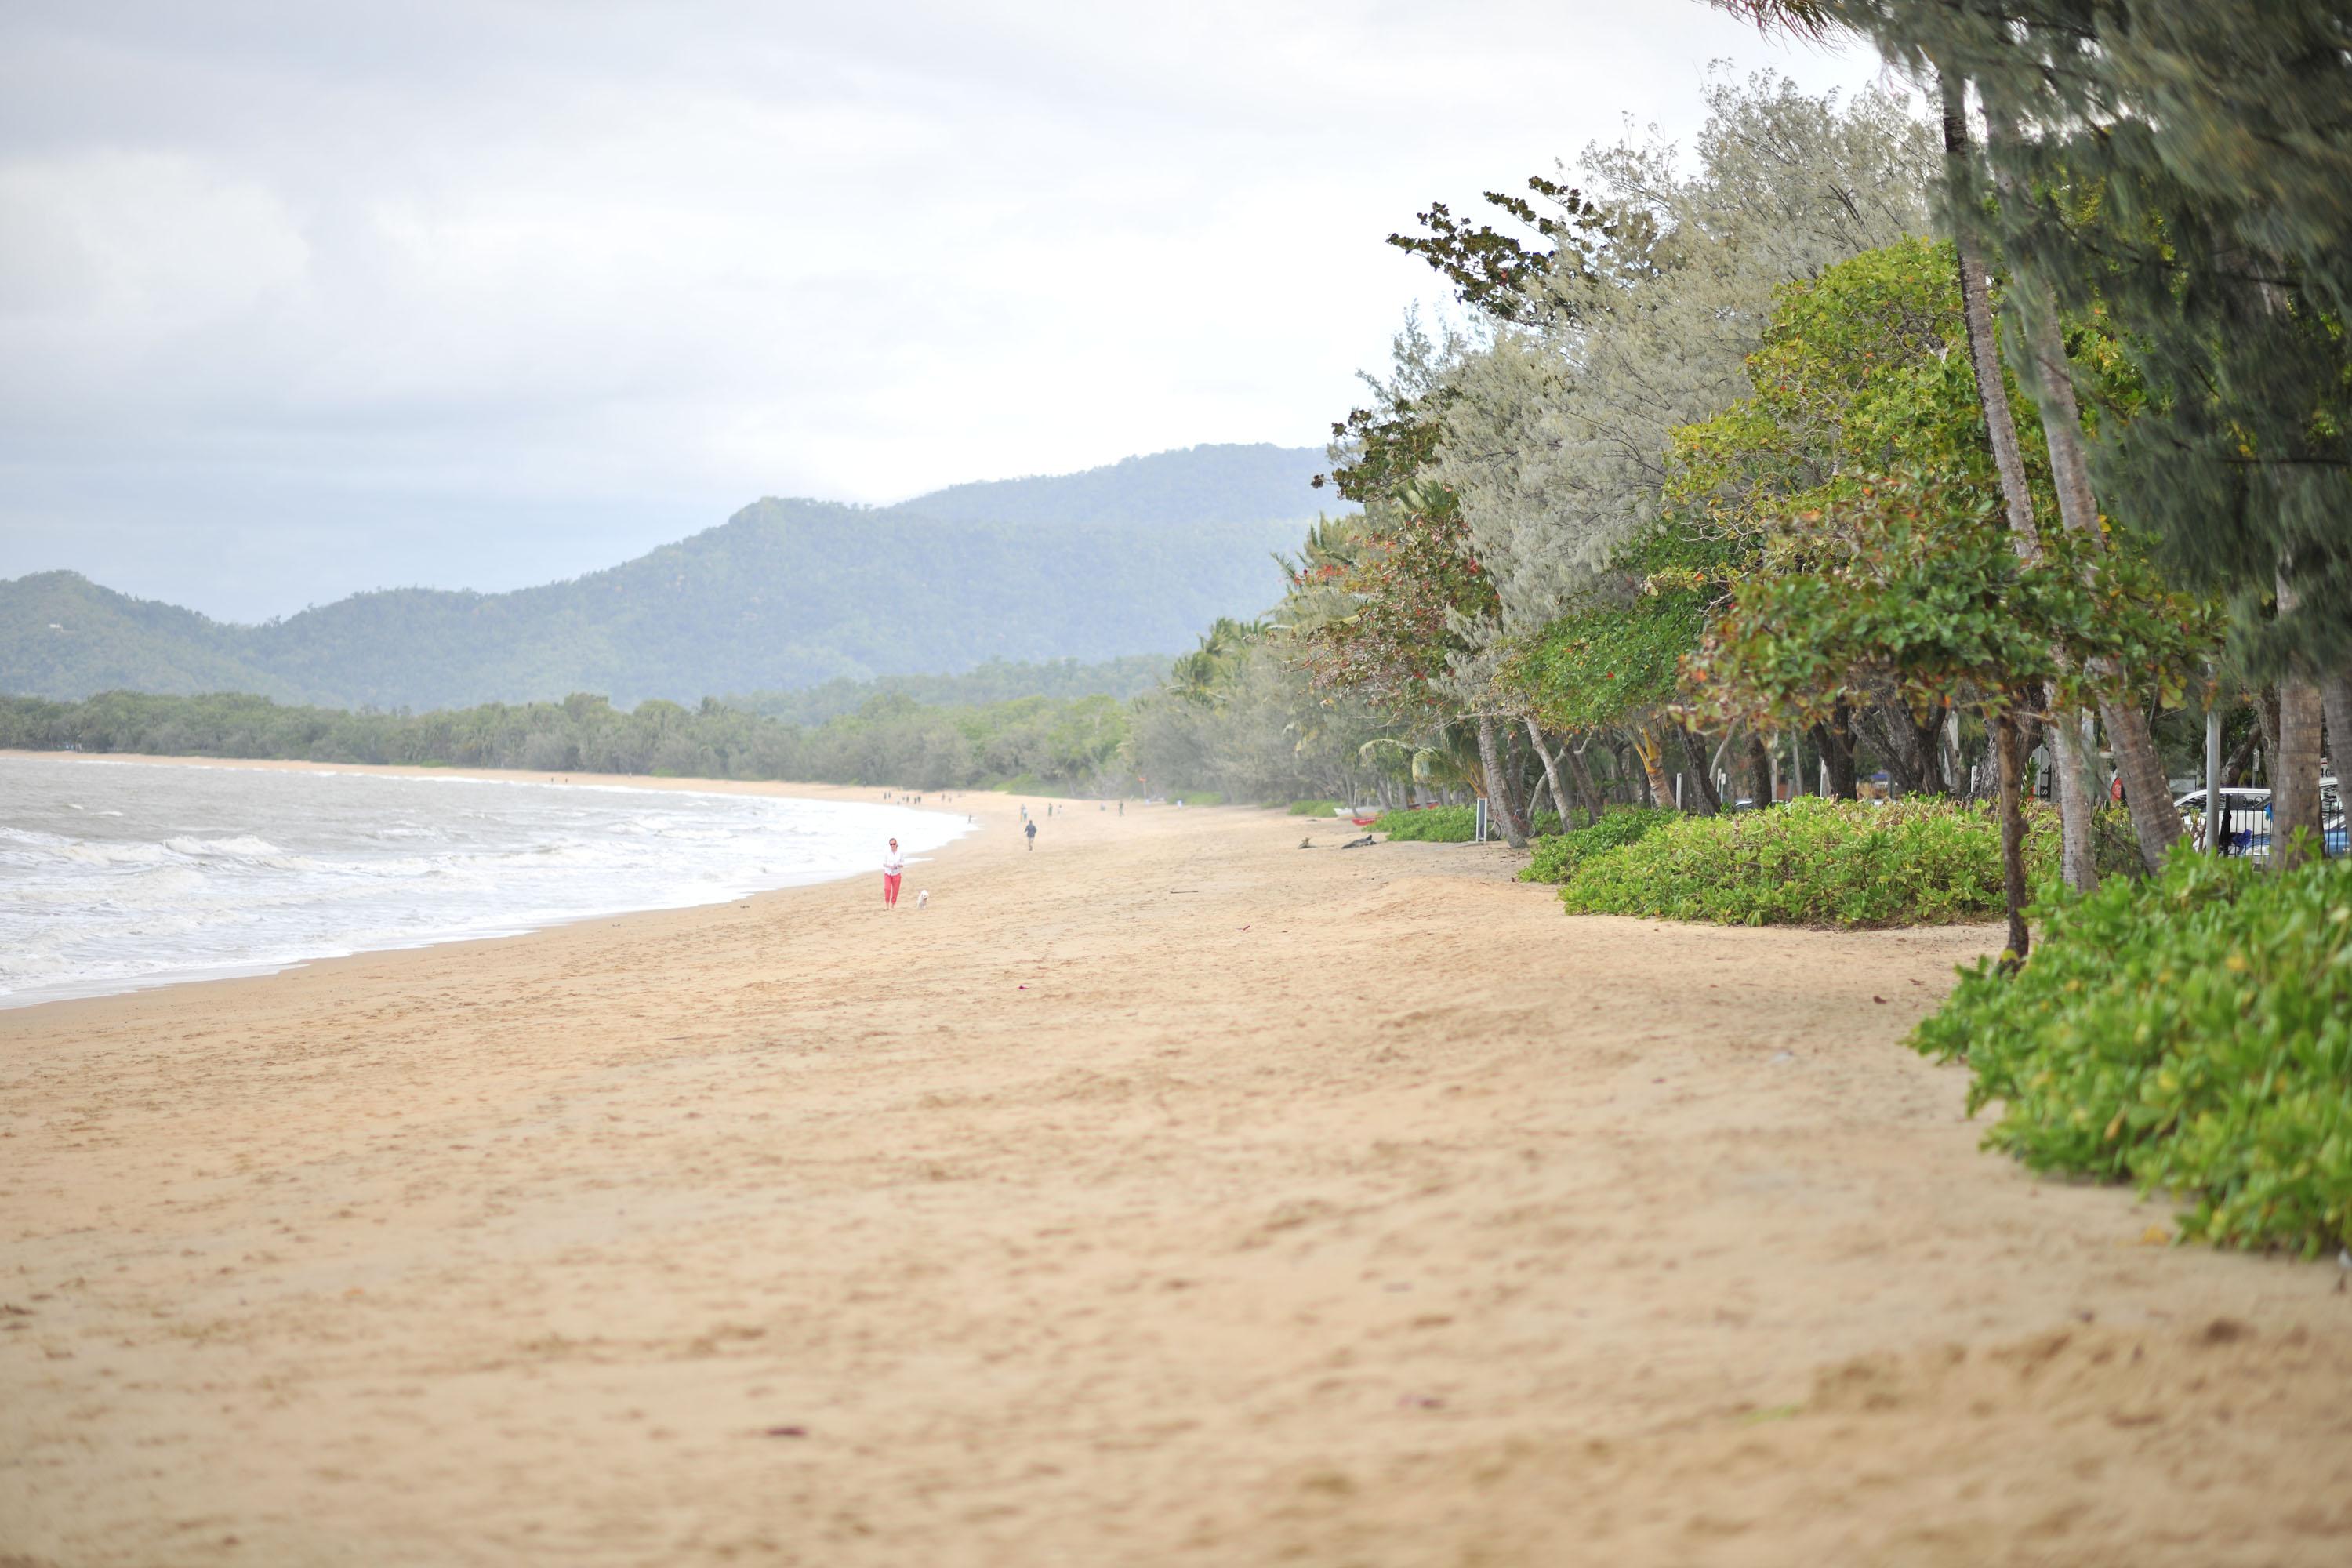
[0,0,1891,621]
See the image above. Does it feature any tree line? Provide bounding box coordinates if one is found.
[1155,20,2348,959]
[0,688,1134,795]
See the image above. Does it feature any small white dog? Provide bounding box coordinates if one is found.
[916,889,930,909]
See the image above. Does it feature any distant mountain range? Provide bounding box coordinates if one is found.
[2,444,1330,710]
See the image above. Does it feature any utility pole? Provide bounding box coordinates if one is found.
[2205,702,2223,854]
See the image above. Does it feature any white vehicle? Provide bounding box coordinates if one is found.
[2173,777,2345,858]
[2172,786,2271,856]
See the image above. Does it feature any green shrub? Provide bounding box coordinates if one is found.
[1555,797,2056,927]
[1373,805,1565,843]
[1287,799,1345,816]
[1373,805,1475,840]
[1520,806,1679,884]
[1913,852,2352,1258]
[1171,790,1224,807]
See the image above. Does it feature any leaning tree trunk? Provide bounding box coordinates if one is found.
[1475,714,1528,848]
[1981,99,2187,870]
[1994,709,2033,971]
[2017,295,2186,868]
[1525,718,1577,832]
[1746,731,1774,808]
[1942,76,2038,543]
[1631,724,1678,811]
[1942,73,2100,896]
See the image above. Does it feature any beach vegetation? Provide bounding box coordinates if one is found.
[1519,806,1677,884]
[1912,852,2352,1258]
[1553,797,2083,927]
[1372,805,1565,843]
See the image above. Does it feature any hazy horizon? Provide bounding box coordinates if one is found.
[0,2,1882,621]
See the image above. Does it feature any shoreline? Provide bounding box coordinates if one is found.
[0,750,1036,1022]
[0,745,1009,806]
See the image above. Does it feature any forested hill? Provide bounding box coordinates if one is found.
[888,444,1325,527]
[2,444,1327,710]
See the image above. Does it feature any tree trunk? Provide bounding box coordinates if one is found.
[1678,726,1722,815]
[1525,718,1577,833]
[1746,731,1774,808]
[1860,702,1925,795]
[1900,710,1938,799]
[1994,709,2032,971]
[1495,722,1527,838]
[1632,724,1677,810]
[2274,570,2323,869]
[1947,70,2100,908]
[2254,687,2280,780]
[2048,699,2101,893]
[1941,74,2039,547]
[1562,739,1605,827]
[1475,714,1527,848]
[2323,672,2352,782]
[2276,678,2324,869]
[1817,703,1860,799]
[2008,270,2189,869]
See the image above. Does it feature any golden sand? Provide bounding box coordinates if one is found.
[4,759,2348,1566]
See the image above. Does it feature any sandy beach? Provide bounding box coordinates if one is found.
[4,760,2348,1567]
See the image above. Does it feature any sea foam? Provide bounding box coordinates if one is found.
[1,757,964,1007]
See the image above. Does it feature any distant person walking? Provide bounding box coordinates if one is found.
[1024,819,1038,851]
[881,837,905,908]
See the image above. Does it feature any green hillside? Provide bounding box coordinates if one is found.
[0,572,330,704]
[890,443,1325,527]
[1,445,1330,709]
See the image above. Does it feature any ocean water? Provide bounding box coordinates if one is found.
[0,756,967,1008]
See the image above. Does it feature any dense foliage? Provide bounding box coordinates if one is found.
[0,688,1134,794]
[1519,807,1678,884]
[2,446,1327,710]
[727,655,1169,727]
[1370,805,1565,843]
[1554,797,2067,927]
[1912,854,2352,1258]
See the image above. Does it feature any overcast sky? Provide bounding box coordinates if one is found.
[0,1,1885,622]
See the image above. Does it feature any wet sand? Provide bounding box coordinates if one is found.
[4,760,2348,1566]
